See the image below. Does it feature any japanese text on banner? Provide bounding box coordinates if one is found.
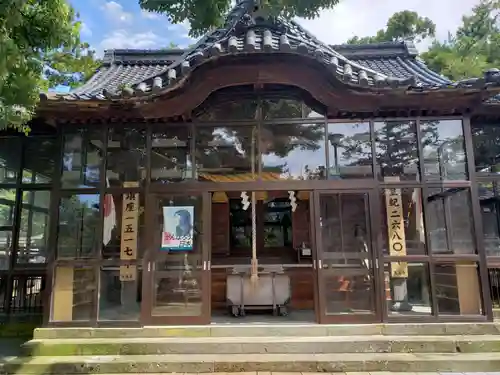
[385,188,408,278]
[119,182,139,281]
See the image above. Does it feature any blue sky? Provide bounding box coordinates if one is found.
[71,0,194,55]
[70,0,480,58]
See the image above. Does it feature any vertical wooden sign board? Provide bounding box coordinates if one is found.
[384,187,409,278]
[119,181,139,281]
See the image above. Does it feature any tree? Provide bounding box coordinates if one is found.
[0,0,97,133]
[139,0,340,37]
[346,10,436,44]
[422,0,500,80]
[44,43,101,89]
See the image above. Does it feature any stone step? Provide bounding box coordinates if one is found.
[32,322,500,339]
[21,335,500,356]
[2,352,500,373]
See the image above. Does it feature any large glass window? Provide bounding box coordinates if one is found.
[477,181,500,257]
[327,122,372,179]
[102,192,145,260]
[61,130,103,188]
[0,188,16,270]
[379,188,426,256]
[17,190,50,264]
[425,188,475,254]
[0,137,21,184]
[22,137,57,184]
[421,120,467,181]
[260,123,326,180]
[57,194,100,259]
[107,128,146,187]
[98,266,141,321]
[472,121,500,175]
[262,98,324,120]
[51,266,96,322]
[384,262,432,316]
[195,97,258,121]
[374,120,419,181]
[151,126,192,183]
[433,262,482,316]
[196,126,258,182]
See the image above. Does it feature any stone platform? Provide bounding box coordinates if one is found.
[3,323,500,374]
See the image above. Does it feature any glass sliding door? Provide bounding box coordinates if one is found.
[313,190,381,323]
[142,192,211,324]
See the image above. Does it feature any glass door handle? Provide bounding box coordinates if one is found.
[318,259,323,269]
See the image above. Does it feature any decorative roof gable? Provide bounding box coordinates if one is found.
[41,0,500,102]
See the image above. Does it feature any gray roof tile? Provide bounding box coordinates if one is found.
[41,0,500,102]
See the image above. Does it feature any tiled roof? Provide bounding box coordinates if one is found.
[41,0,500,102]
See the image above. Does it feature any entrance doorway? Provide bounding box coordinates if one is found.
[209,190,317,324]
[313,190,381,323]
[142,192,211,325]
[141,188,382,325]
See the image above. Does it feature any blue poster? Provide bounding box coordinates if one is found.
[161,206,194,251]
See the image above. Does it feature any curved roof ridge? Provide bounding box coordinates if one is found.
[40,1,500,102]
[286,18,389,79]
[109,1,416,99]
[414,58,451,84]
[114,0,256,94]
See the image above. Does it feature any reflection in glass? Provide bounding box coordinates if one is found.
[57,194,100,258]
[0,137,20,184]
[196,126,258,182]
[195,97,258,121]
[478,181,500,256]
[374,121,419,181]
[379,188,426,255]
[472,121,500,175]
[102,192,145,260]
[22,137,57,184]
[385,262,432,316]
[107,128,146,187]
[262,98,323,119]
[421,120,466,180]
[327,122,372,179]
[426,188,475,254]
[319,193,375,315]
[0,189,16,227]
[151,126,192,183]
[51,266,96,321]
[98,267,141,321]
[17,190,50,264]
[61,130,103,188]
[433,262,482,315]
[0,189,15,270]
[261,123,326,180]
[152,195,203,317]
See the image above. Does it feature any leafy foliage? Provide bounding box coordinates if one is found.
[139,0,340,37]
[0,0,99,133]
[44,43,101,89]
[345,1,500,81]
[347,11,436,44]
[422,0,500,80]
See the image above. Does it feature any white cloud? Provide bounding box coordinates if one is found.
[141,10,161,20]
[100,29,168,50]
[101,1,133,24]
[80,22,92,37]
[298,0,478,52]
